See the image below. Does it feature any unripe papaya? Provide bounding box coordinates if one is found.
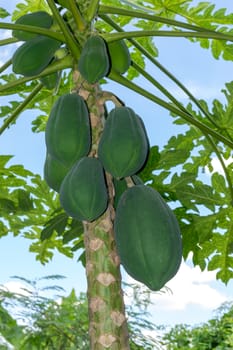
[59,157,108,222]
[107,40,131,74]
[44,152,69,192]
[114,185,182,291]
[78,35,110,84]
[12,11,53,41]
[98,107,149,178]
[12,35,61,77]
[45,93,91,167]
[113,175,143,208]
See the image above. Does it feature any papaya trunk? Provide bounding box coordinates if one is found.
[83,207,130,349]
[74,72,130,349]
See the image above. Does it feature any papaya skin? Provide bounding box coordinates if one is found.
[114,185,182,291]
[44,152,69,192]
[12,11,53,41]
[107,40,131,74]
[59,157,108,222]
[12,35,61,77]
[98,106,149,178]
[45,93,91,168]
[78,35,110,84]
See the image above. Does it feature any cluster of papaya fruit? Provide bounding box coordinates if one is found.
[78,35,131,83]
[44,90,182,291]
[44,91,149,221]
[11,11,131,87]
[12,10,182,290]
[12,11,61,88]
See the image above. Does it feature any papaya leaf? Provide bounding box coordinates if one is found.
[138,145,160,182]
[12,0,50,21]
[40,213,68,241]
[63,220,83,244]
[0,8,10,19]
[71,237,84,252]
[78,250,86,267]
[204,231,233,283]
[29,227,73,265]
[211,172,227,195]
[0,198,16,213]
[16,189,34,211]
[0,155,13,167]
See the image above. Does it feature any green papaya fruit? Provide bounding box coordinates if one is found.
[12,11,53,41]
[45,93,91,167]
[59,157,108,222]
[113,175,143,208]
[107,40,131,74]
[98,106,149,178]
[12,35,61,77]
[78,35,110,84]
[114,185,182,291]
[40,71,60,90]
[44,152,69,192]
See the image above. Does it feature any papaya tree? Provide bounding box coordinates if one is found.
[1,0,233,348]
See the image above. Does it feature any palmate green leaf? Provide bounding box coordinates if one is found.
[0,73,39,96]
[130,0,233,62]
[0,7,10,19]
[17,189,34,211]
[156,129,198,170]
[0,101,21,125]
[139,145,160,183]
[177,182,222,211]
[29,227,73,264]
[12,0,50,21]
[204,231,233,283]
[211,172,226,195]
[170,2,233,60]
[180,211,218,265]
[0,155,12,167]
[186,2,233,27]
[63,219,83,244]
[40,213,68,240]
[0,155,82,262]
[128,0,191,18]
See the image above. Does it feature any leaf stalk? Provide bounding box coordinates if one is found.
[0,83,43,135]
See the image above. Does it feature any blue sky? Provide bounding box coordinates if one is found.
[1,0,233,334]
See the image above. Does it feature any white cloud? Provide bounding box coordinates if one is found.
[1,281,32,296]
[124,258,228,313]
[152,261,226,311]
